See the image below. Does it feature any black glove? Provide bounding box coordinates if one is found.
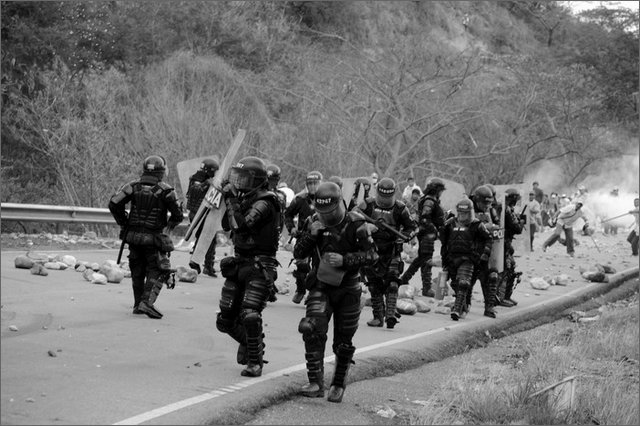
[119,227,127,240]
[220,179,235,199]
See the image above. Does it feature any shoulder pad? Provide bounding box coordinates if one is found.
[156,181,174,191]
[348,210,366,223]
[394,200,406,209]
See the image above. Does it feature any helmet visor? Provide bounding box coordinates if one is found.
[316,200,346,227]
[229,168,255,193]
[306,180,320,195]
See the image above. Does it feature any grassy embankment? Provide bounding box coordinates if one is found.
[412,292,639,425]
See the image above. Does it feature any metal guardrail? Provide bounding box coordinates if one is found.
[0,203,189,225]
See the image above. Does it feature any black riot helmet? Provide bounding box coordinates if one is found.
[200,158,219,178]
[142,155,167,178]
[505,188,520,207]
[228,156,268,194]
[266,164,281,190]
[314,181,346,227]
[376,177,396,208]
[306,170,323,195]
[473,185,493,212]
[455,197,475,225]
[425,177,446,197]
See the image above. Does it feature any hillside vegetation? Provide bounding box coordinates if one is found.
[1,1,638,209]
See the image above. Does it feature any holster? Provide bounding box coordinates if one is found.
[154,233,175,252]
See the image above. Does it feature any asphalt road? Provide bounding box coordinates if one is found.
[1,231,638,425]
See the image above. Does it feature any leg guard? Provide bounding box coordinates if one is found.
[327,344,356,403]
[385,281,399,329]
[451,261,473,321]
[240,309,264,377]
[420,262,434,297]
[367,286,385,327]
[483,270,499,318]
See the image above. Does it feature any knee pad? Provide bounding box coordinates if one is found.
[489,271,499,284]
[241,309,262,334]
[298,317,315,335]
[387,281,399,294]
[216,312,234,333]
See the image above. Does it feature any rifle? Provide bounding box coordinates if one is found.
[116,223,129,265]
[518,204,528,224]
[356,210,414,242]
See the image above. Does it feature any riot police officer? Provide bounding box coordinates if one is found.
[497,188,525,307]
[355,177,416,329]
[285,170,323,304]
[400,177,446,297]
[186,158,219,277]
[440,198,493,320]
[216,156,282,377]
[470,184,500,318]
[109,155,183,319]
[294,182,378,403]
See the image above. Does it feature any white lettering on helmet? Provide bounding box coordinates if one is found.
[316,197,333,205]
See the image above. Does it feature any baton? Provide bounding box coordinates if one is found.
[601,212,631,223]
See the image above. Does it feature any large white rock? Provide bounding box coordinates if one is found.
[396,298,418,315]
[529,277,550,290]
[398,284,416,299]
[176,266,198,283]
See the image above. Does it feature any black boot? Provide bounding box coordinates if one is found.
[139,278,164,319]
[327,344,355,403]
[301,352,324,397]
[451,288,467,321]
[367,293,385,327]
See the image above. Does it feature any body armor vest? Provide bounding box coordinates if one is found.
[128,181,172,232]
[419,195,445,229]
[447,222,476,257]
[317,212,365,273]
[233,190,281,256]
[362,199,402,252]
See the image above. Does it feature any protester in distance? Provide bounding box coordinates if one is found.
[541,196,591,257]
[354,177,416,329]
[628,197,639,256]
[440,197,493,321]
[108,155,183,319]
[285,170,323,304]
[294,181,378,403]
[185,158,220,276]
[400,177,446,297]
[603,188,620,235]
[526,191,542,251]
[216,156,282,377]
[402,176,423,202]
[532,181,544,204]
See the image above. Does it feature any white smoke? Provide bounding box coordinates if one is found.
[524,152,639,231]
